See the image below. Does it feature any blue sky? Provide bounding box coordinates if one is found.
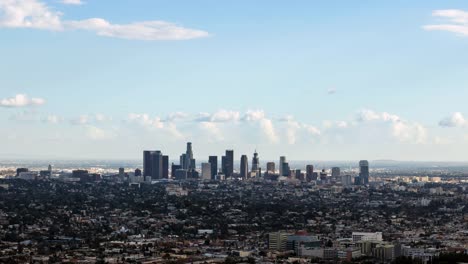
[1,0,468,161]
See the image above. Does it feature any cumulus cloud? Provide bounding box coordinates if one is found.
[242,110,279,143]
[199,121,224,141]
[165,112,188,122]
[0,94,46,107]
[439,112,467,127]
[61,0,83,5]
[423,9,468,36]
[70,115,90,125]
[127,113,184,139]
[0,0,63,30]
[42,115,63,124]
[196,109,240,123]
[357,109,427,144]
[85,125,115,140]
[0,0,209,40]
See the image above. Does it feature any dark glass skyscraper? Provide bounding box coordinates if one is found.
[143,150,156,177]
[306,165,314,182]
[359,160,369,184]
[209,156,218,179]
[151,151,163,179]
[251,150,259,173]
[240,155,248,179]
[225,150,234,177]
[162,155,169,179]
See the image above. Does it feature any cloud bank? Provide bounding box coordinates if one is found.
[0,0,209,40]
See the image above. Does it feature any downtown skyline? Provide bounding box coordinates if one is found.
[2,0,468,161]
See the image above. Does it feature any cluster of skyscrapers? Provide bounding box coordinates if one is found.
[143,142,370,185]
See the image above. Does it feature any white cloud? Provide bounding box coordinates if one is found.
[357,109,400,122]
[243,110,279,143]
[85,125,115,140]
[127,113,184,139]
[0,0,209,40]
[70,115,89,125]
[243,110,266,122]
[94,113,112,122]
[0,0,63,30]
[304,124,321,136]
[61,0,83,5]
[423,9,468,36]
[259,118,278,143]
[127,113,164,129]
[439,112,467,127]
[197,109,240,123]
[392,122,427,144]
[0,94,46,107]
[199,121,224,141]
[327,87,337,94]
[165,112,188,122]
[42,115,63,124]
[357,109,427,144]
[66,19,209,41]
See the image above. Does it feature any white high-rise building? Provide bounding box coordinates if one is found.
[201,162,211,180]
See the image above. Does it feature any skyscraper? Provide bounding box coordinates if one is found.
[180,153,187,169]
[251,150,260,172]
[225,150,234,177]
[331,167,341,179]
[143,150,155,177]
[281,162,290,177]
[240,155,249,179]
[306,165,314,182]
[221,156,227,176]
[201,162,211,180]
[185,142,195,170]
[208,156,218,180]
[359,160,369,184]
[279,156,286,176]
[162,155,169,179]
[151,151,163,179]
[266,162,275,174]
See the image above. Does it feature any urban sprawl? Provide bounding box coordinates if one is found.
[0,142,467,263]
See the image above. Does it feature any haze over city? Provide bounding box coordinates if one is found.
[2,0,468,161]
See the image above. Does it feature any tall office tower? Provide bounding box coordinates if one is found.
[143,151,154,177]
[341,174,353,186]
[48,164,52,173]
[306,165,314,182]
[240,155,249,179]
[266,162,275,174]
[320,169,328,181]
[134,168,142,177]
[331,167,341,179]
[225,150,234,177]
[268,232,289,251]
[185,142,195,170]
[251,150,260,172]
[150,151,163,179]
[295,169,302,180]
[162,155,169,179]
[208,156,218,180]
[201,162,211,180]
[281,162,290,176]
[171,163,181,178]
[180,153,187,169]
[279,156,287,176]
[359,160,369,184]
[221,156,227,175]
[118,168,125,180]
